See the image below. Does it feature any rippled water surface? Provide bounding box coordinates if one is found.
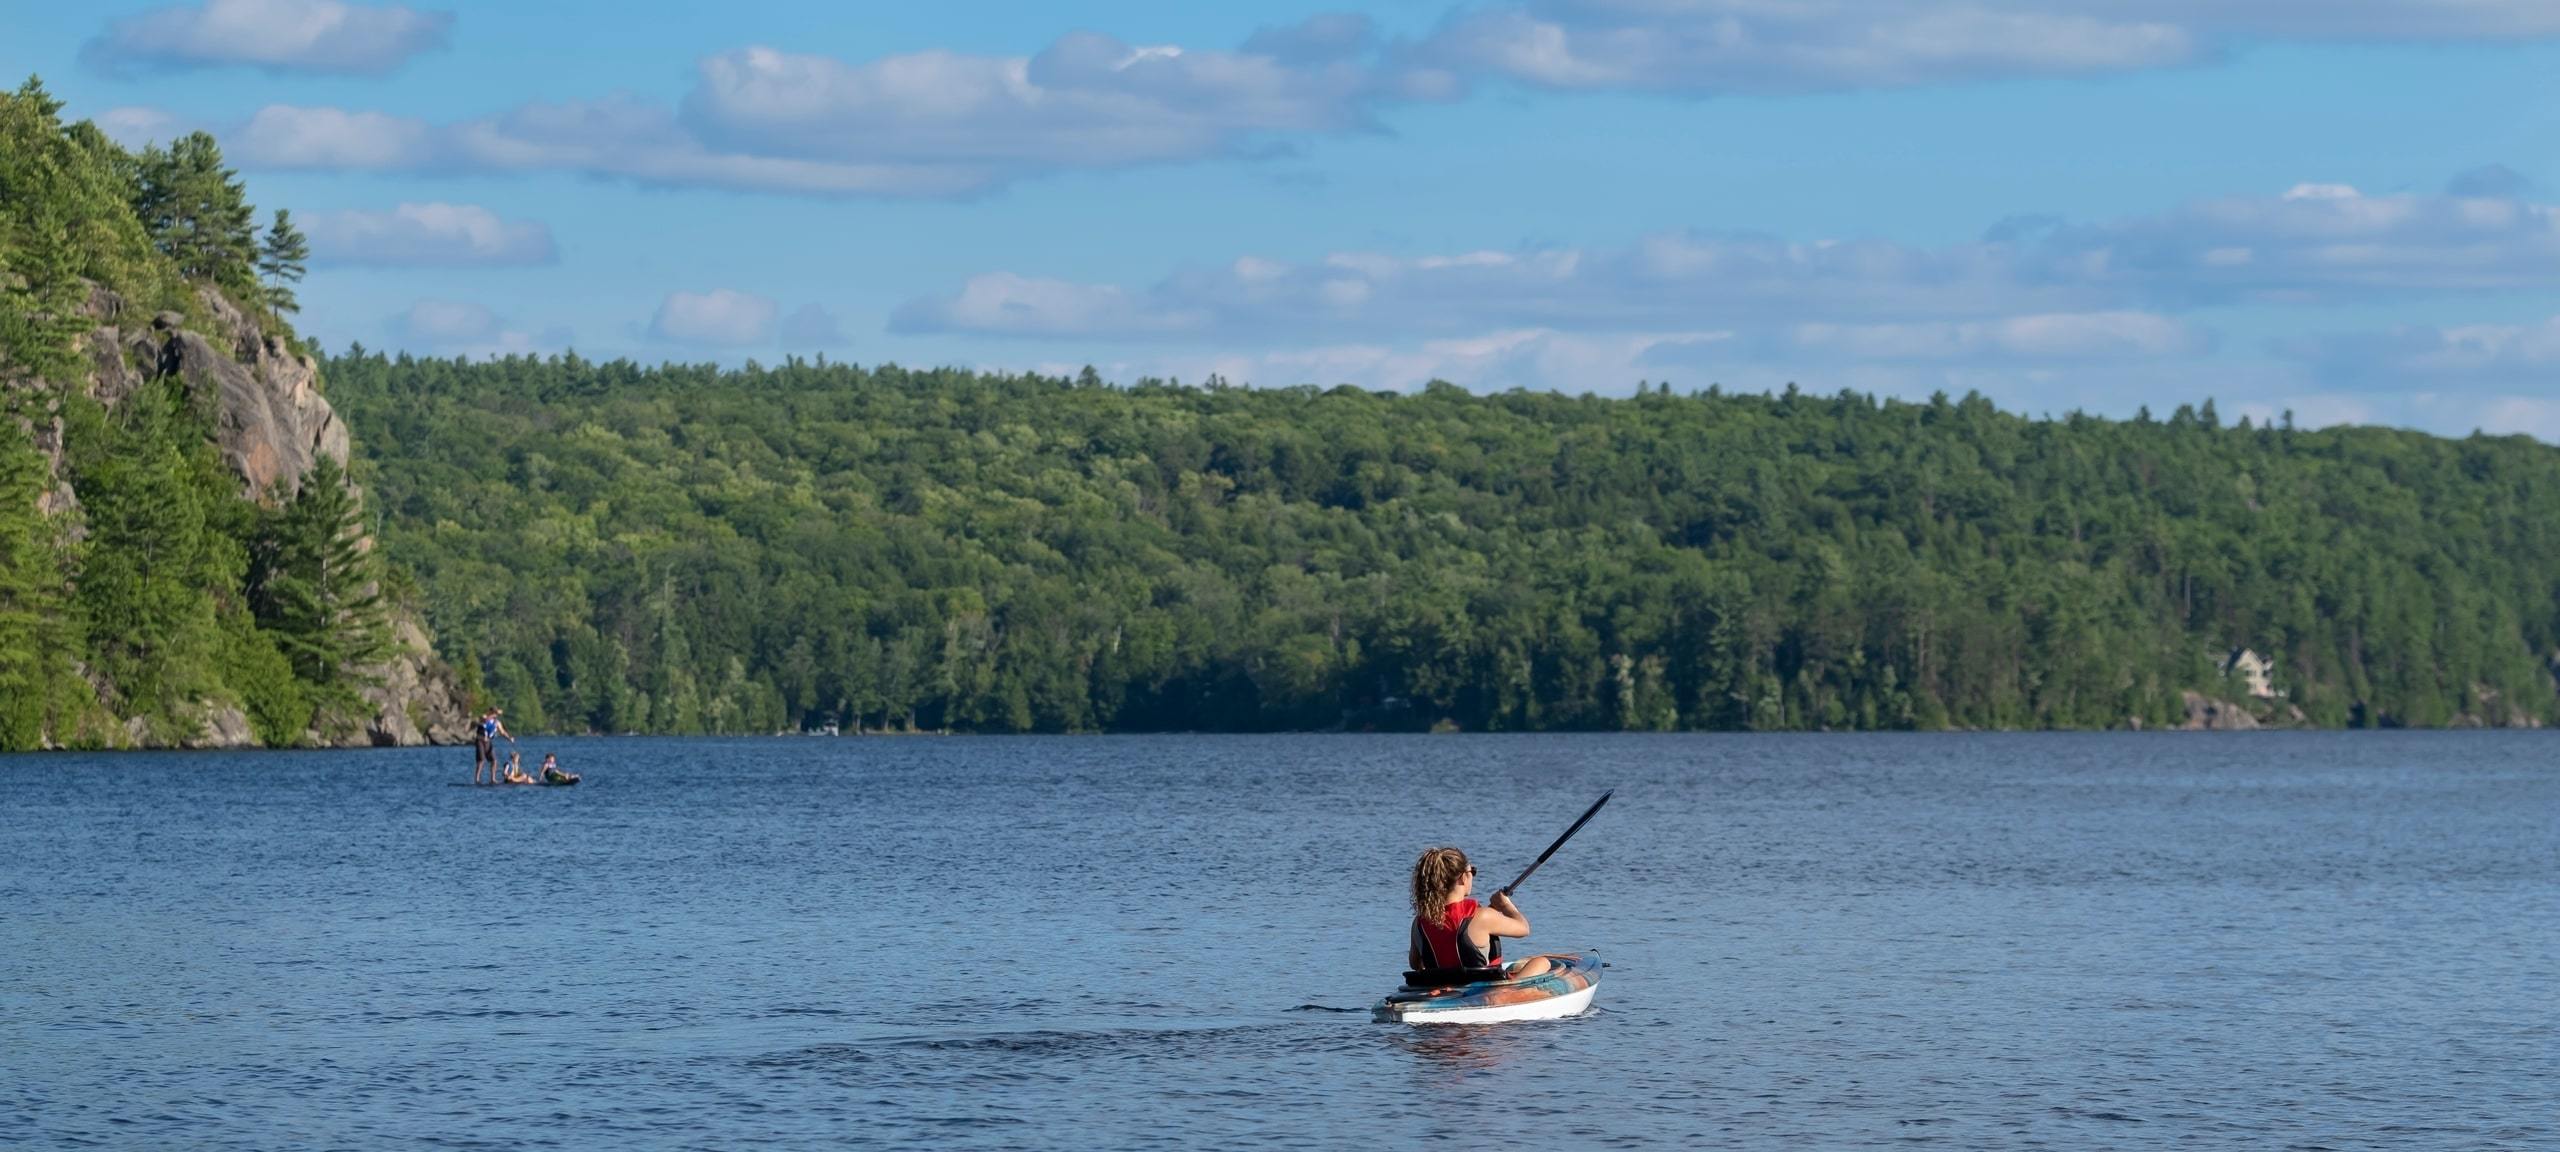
[4,733,2555,1148]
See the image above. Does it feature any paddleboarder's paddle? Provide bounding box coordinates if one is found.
[1499,789,1614,897]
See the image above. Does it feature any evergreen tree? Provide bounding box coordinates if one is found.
[0,417,77,749]
[257,208,308,314]
[251,453,391,692]
[65,384,239,726]
[1,79,105,383]
[131,131,256,291]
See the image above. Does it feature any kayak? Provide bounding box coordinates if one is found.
[1373,952,1600,1025]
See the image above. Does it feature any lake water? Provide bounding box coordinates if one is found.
[3,733,2554,1149]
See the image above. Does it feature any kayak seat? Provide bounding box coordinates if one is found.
[1400,966,1511,988]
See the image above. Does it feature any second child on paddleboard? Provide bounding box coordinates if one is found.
[1407,847,1552,980]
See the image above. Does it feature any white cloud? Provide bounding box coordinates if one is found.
[1787,312,2206,360]
[1402,2,2195,96]
[680,36,1370,170]
[1405,1,2560,96]
[94,106,186,144]
[1018,330,2274,423]
[781,304,845,347]
[2243,390,2560,439]
[894,175,2560,437]
[898,179,2560,347]
[96,3,2560,198]
[1259,328,1730,392]
[899,235,2090,341]
[2277,315,2560,392]
[2466,396,2560,439]
[650,290,781,347]
[891,273,1210,336]
[239,104,439,168]
[304,202,555,267]
[2049,183,2560,299]
[2183,0,2560,38]
[2446,164,2534,199]
[162,25,1380,198]
[84,0,451,77]
[395,299,497,344]
[1069,328,1729,395]
[389,299,565,358]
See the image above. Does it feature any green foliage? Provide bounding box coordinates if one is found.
[0,415,83,749]
[251,453,391,695]
[130,132,257,296]
[325,354,2560,734]
[257,208,307,315]
[0,77,373,747]
[220,607,311,745]
[62,384,246,727]
[2,78,181,383]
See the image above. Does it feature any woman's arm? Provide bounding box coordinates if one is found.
[1470,889,1532,939]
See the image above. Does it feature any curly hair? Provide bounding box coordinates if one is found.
[1410,846,1472,926]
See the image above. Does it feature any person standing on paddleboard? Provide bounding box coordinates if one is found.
[1408,847,1551,980]
[471,708,510,785]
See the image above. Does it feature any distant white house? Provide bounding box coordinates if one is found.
[2222,648,2279,699]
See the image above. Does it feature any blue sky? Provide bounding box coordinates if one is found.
[8,0,2560,435]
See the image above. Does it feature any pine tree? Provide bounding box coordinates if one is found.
[65,385,235,722]
[0,417,75,749]
[251,454,391,691]
[131,131,256,289]
[0,79,98,383]
[257,208,308,314]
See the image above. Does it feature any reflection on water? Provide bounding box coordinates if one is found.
[1387,1019,1532,1072]
[4,732,2556,1149]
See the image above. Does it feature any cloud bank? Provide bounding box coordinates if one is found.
[649,290,782,347]
[84,0,452,77]
[905,175,2560,439]
[304,202,555,267]
[121,2,2560,199]
[897,182,2560,345]
[1400,0,2560,97]
[166,20,1380,198]
[390,299,564,358]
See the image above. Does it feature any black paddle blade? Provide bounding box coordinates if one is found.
[1500,788,1613,896]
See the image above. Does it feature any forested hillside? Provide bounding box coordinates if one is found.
[328,350,2560,734]
[1,79,458,750]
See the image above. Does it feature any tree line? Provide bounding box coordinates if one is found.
[323,346,2560,735]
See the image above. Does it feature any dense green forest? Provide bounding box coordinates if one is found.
[1,79,389,749]
[14,69,2558,742]
[328,348,2560,734]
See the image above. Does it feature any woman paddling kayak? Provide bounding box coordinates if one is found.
[1407,847,1551,981]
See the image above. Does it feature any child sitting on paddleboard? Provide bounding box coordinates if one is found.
[538,753,578,785]
[500,749,535,785]
[1408,847,1551,979]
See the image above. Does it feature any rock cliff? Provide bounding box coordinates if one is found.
[59,285,471,748]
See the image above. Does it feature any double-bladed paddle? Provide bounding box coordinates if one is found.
[1499,789,1614,896]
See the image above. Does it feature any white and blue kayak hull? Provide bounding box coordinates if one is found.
[1373,952,1601,1025]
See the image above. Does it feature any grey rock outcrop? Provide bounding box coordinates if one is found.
[2177,690,2262,730]
[51,284,469,748]
[192,702,256,749]
[348,619,474,748]
[154,288,350,500]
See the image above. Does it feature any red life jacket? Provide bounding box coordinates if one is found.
[1409,898,1504,971]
